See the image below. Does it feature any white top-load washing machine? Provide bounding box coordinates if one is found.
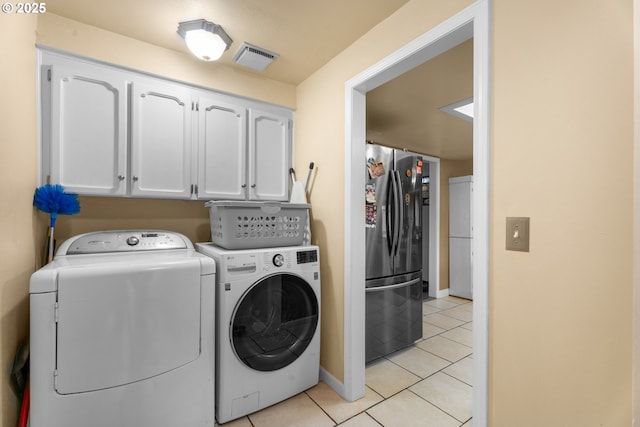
[195,243,320,424]
[30,230,215,427]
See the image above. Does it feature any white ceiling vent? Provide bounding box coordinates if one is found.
[232,42,279,71]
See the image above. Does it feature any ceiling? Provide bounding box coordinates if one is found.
[44,0,410,85]
[366,39,473,160]
[44,0,472,160]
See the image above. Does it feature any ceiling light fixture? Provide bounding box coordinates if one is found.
[439,97,474,122]
[177,19,232,61]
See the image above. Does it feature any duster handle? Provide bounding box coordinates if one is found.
[47,226,55,264]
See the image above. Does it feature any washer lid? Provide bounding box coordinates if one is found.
[54,257,202,394]
[57,230,191,255]
[29,250,214,294]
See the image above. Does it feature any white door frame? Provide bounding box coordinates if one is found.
[633,0,640,423]
[342,1,491,425]
[423,155,441,299]
[403,152,441,299]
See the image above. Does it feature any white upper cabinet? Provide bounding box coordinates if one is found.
[131,80,193,199]
[197,96,247,200]
[196,99,291,201]
[47,60,128,196]
[39,49,293,201]
[248,109,291,201]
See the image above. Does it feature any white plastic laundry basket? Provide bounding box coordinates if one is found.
[206,201,310,249]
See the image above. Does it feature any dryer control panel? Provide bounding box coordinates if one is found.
[61,230,190,255]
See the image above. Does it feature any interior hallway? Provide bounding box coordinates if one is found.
[217,295,473,427]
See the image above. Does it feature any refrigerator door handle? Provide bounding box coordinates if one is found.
[394,170,404,257]
[389,170,401,257]
[386,172,395,256]
[365,277,421,292]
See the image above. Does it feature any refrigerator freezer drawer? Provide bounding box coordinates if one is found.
[365,276,422,363]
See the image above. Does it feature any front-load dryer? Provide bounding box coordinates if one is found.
[29,230,215,427]
[195,243,320,424]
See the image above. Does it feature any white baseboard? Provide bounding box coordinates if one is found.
[319,366,348,400]
[436,287,450,298]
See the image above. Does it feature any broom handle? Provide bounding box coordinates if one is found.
[47,226,55,264]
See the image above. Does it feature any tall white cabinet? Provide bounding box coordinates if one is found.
[449,175,473,300]
[39,49,293,202]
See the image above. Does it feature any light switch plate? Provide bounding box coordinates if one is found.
[506,217,530,252]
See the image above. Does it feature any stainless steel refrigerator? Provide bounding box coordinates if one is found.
[365,143,423,363]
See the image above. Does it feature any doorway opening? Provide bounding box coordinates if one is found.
[342,1,490,425]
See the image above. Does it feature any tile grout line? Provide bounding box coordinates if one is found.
[441,369,473,388]
[405,387,472,425]
[303,389,341,426]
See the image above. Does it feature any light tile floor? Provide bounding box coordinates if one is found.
[216,295,473,427]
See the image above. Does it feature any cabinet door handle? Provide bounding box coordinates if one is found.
[141,92,185,106]
[117,175,125,181]
[251,184,256,188]
[241,184,247,188]
[132,176,139,182]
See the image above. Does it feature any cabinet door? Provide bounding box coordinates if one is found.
[449,237,473,299]
[248,109,290,201]
[49,62,127,195]
[449,177,473,238]
[131,80,193,199]
[197,97,247,200]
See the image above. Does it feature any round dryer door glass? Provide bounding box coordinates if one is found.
[231,273,319,372]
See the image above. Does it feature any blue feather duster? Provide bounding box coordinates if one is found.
[33,184,80,227]
[33,184,80,263]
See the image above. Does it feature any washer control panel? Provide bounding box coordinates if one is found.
[296,249,318,264]
[261,248,319,272]
[262,251,292,272]
[272,254,285,267]
[63,230,190,254]
[220,248,319,275]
